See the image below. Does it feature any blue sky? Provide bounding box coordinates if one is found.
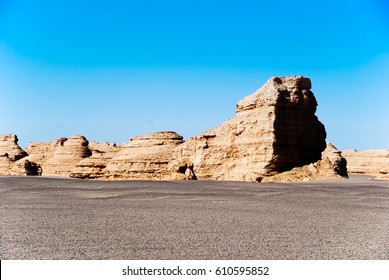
[1,0,388,150]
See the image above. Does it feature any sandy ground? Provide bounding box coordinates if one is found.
[0,175,388,260]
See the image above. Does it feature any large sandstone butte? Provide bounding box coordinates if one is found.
[1,76,348,181]
[342,149,389,179]
[169,76,327,181]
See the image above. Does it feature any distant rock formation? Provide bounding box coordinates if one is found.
[169,76,327,181]
[0,154,14,175]
[342,149,389,179]
[102,132,184,180]
[261,143,348,182]
[0,134,26,175]
[29,136,92,176]
[0,134,27,161]
[69,141,119,179]
[1,76,349,182]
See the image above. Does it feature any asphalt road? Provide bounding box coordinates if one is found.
[0,175,388,259]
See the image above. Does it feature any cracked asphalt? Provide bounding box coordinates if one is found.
[0,175,388,259]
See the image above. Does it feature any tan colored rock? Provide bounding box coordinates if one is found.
[103,132,184,180]
[69,141,119,179]
[8,141,53,176]
[322,143,348,178]
[262,143,348,182]
[0,134,27,161]
[24,141,53,165]
[169,76,327,181]
[0,155,14,175]
[41,136,92,176]
[2,76,339,182]
[0,134,28,175]
[342,149,389,179]
[9,159,42,176]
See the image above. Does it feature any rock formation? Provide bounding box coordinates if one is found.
[0,134,28,175]
[24,141,54,166]
[169,76,327,181]
[102,132,184,180]
[261,143,348,182]
[9,159,42,176]
[19,136,92,176]
[0,154,14,175]
[1,76,349,182]
[342,149,389,179]
[69,141,119,179]
[41,136,92,176]
[0,134,27,161]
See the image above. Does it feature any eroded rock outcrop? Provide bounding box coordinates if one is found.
[24,141,54,166]
[0,134,27,161]
[21,136,92,176]
[342,149,389,179]
[261,143,348,182]
[103,132,184,180]
[9,159,42,176]
[69,141,119,179]
[43,136,92,176]
[0,155,14,175]
[3,76,348,181]
[169,76,327,181]
[0,134,28,175]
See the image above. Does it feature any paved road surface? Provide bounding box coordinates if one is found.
[0,175,388,259]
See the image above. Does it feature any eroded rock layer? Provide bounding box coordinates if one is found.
[2,76,347,181]
[261,143,348,183]
[103,132,184,180]
[169,76,327,181]
[342,149,389,179]
[69,141,119,179]
[0,134,27,161]
[0,134,28,175]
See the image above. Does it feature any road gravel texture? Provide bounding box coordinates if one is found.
[0,175,388,259]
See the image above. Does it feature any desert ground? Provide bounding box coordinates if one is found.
[0,175,388,259]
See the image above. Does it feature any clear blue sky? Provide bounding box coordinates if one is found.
[1,0,388,151]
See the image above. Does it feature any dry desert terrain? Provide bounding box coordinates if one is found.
[0,175,388,259]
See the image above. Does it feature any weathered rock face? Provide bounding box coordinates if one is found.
[69,141,119,179]
[103,132,184,180]
[324,143,348,178]
[24,141,53,165]
[0,155,14,175]
[262,143,348,183]
[169,76,327,181]
[0,134,28,175]
[9,159,42,176]
[342,149,389,179]
[43,136,92,176]
[0,134,27,161]
[27,136,91,176]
